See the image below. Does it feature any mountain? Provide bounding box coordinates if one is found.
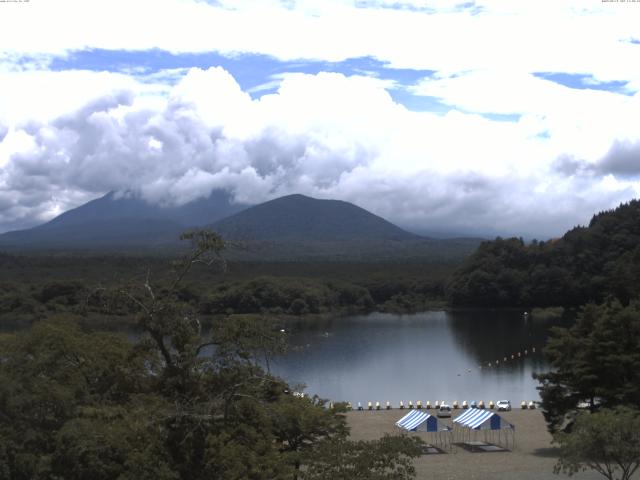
[0,191,481,260]
[209,194,480,260]
[0,190,246,249]
[211,194,418,243]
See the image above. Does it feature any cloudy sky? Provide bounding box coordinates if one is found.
[1,0,640,238]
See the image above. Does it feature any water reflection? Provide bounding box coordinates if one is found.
[271,310,564,404]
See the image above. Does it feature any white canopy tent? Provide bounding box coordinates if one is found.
[452,409,515,450]
[396,410,452,449]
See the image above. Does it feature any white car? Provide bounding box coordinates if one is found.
[437,404,452,418]
[496,400,511,411]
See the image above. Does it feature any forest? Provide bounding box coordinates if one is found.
[0,231,426,480]
[446,200,640,308]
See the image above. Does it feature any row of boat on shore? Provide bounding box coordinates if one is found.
[341,400,539,411]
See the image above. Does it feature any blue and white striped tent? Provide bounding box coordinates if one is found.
[453,408,515,449]
[395,410,438,432]
[453,409,512,430]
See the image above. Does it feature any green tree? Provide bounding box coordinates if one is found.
[301,434,424,480]
[554,407,640,480]
[535,299,640,432]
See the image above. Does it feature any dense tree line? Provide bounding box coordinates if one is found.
[447,200,640,307]
[0,260,450,330]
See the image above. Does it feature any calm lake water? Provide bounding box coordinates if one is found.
[3,309,563,406]
[271,310,561,405]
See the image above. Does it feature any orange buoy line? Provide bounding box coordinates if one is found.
[477,346,540,370]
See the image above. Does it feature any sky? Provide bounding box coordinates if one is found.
[1,0,640,238]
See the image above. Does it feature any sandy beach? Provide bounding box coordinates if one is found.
[346,408,627,480]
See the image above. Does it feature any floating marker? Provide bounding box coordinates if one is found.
[462,400,469,409]
[532,347,536,353]
[511,354,515,360]
[347,402,352,411]
[386,401,391,410]
[408,400,414,409]
[503,357,507,362]
[528,401,535,409]
[376,401,381,410]
[435,400,440,408]
[489,400,494,409]
[357,402,363,411]
[479,400,485,409]
[416,400,422,409]
[518,352,521,357]
[524,350,528,355]
[400,400,405,409]
[521,401,527,409]
[453,400,459,409]
[368,401,372,410]
[425,401,431,409]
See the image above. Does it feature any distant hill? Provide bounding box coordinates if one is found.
[0,190,245,249]
[446,199,640,307]
[211,194,418,242]
[0,191,481,260]
[210,194,480,260]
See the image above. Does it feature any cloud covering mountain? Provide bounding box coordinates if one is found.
[1,0,640,238]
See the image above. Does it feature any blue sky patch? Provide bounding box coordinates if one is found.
[534,72,630,95]
[48,48,437,104]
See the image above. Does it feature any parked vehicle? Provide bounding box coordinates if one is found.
[437,404,452,418]
[496,400,511,411]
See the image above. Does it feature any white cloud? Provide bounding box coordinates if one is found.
[2,1,640,237]
[0,66,639,237]
[1,0,639,83]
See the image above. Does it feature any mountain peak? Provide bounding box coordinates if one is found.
[211,193,418,243]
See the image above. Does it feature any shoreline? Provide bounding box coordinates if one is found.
[345,409,610,480]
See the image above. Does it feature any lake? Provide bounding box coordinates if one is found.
[270,310,561,406]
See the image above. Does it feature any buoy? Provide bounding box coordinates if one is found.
[521,401,527,409]
[357,402,363,411]
[511,354,515,360]
[376,401,381,410]
[532,347,536,353]
[453,400,459,409]
[528,401,535,409]
[488,362,492,367]
[489,400,494,409]
[518,352,521,357]
[425,401,431,409]
[496,359,500,365]
[408,400,414,409]
[524,350,528,355]
[503,357,507,362]
[479,400,485,409]
[368,401,372,410]
[386,401,391,410]
[435,400,440,408]
[462,400,469,409]
[347,402,352,411]
[416,400,422,409]
[400,400,405,409]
